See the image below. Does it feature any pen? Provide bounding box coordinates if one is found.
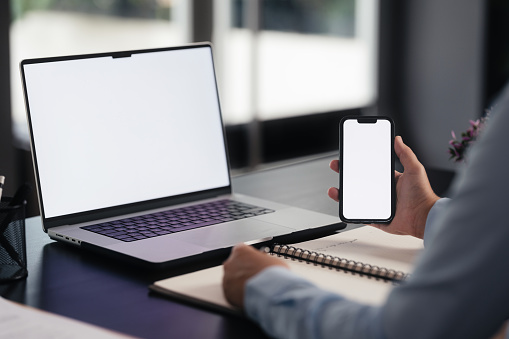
[0,176,4,201]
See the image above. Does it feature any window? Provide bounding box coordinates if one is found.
[9,0,378,157]
[213,0,378,124]
[10,0,190,145]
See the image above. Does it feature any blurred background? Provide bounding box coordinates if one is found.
[1,0,508,217]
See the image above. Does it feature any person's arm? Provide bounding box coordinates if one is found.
[224,92,509,338]
[224,246,385,339]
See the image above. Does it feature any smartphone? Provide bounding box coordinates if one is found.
[339,116,395,224]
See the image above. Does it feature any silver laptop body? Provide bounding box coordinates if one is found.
[20,43,341,267]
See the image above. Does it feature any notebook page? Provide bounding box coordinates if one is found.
[152,266,236,311]
[289,226,424,273]
[151,227,424,311]
[153,254,394,310]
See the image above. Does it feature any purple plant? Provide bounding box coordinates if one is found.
[448,114,489,163]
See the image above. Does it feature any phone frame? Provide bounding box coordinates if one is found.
[339,116,395,224]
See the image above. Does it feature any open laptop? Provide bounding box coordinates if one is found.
[20,43,343,267]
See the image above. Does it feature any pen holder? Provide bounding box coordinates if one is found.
[0,197,28,283]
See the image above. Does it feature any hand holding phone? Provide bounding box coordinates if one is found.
[339,116,395,224]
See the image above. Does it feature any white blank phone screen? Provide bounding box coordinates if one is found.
[342,119,392,220]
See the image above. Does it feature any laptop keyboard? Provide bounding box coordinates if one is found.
[81,200,275,242]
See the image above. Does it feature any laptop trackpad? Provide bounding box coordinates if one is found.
[184,219,293,249]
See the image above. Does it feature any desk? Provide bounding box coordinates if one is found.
[0,154,454,339]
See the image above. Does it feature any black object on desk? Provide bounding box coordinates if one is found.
[0,197,28,282]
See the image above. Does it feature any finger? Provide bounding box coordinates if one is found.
[394,170,402,185]
[233,243,249,251]
[329,160,339,173]
[394,136,422,174]
[224,243,248,263]
[236,243,265,260]
[327,187,339,202]
[230,243,247,256]
[234,243,258,258]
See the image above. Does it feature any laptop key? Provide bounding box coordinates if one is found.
[81,200,275,242]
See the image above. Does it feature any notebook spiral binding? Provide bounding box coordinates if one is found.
[271,244,408,282]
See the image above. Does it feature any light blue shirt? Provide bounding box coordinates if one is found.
[244,85,509,339]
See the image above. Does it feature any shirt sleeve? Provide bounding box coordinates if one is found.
[244,84,509,339]
[245,266,385,339]
[422,197,451,247]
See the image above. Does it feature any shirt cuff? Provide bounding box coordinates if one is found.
[245,265,314,317]
[244,266,317,337]
[423,197,451,246]
[244,265,385,339]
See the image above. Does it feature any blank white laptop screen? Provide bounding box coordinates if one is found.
[23,47,230,218]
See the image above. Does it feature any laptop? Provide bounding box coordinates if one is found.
[20,43,343,267]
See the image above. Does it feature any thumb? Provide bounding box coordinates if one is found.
[394,136,422,174]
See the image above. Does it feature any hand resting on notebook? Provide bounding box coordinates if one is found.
[328,135,439,239]
[223,244,288,308]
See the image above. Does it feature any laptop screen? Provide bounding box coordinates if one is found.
[22,45,230,219]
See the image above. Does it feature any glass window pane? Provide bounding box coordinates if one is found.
[261,0,355,37]
[10,0,190,145]
[215,0,378,124]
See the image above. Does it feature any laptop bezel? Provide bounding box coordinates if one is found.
[20,43,233,232]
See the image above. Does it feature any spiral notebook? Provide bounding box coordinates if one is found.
[149,226,424,315]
